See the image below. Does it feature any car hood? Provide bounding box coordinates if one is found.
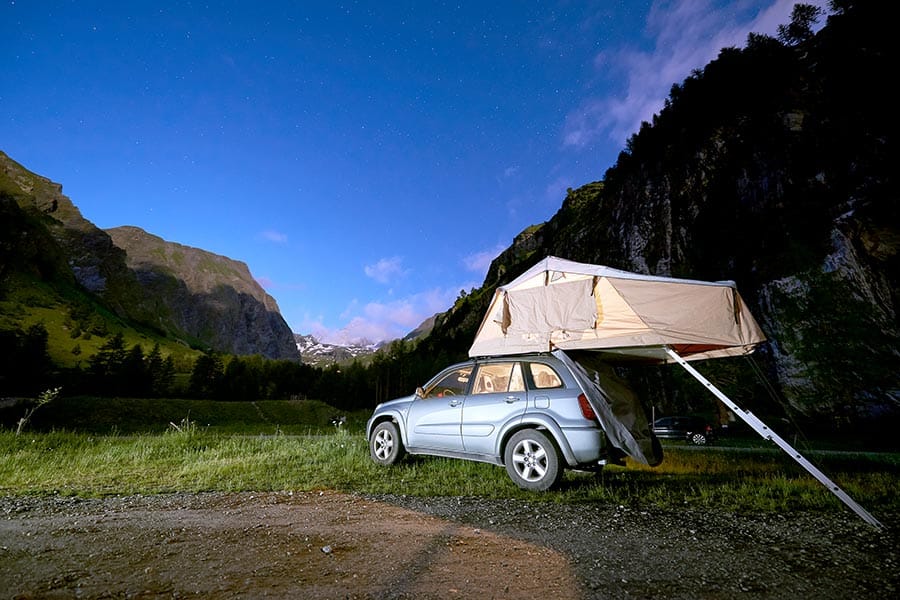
[374,394,416,413]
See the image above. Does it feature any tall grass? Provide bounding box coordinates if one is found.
[1,428,897,518]
[2,396,897,518]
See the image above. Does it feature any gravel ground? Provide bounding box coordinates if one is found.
[368,494,899,599]
[1,491,897,599]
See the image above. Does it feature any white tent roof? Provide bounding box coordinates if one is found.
[468,256,766,362]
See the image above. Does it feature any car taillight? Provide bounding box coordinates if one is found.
[577,393,597,421]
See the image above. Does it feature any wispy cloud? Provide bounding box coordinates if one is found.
[364,256,408,285]
[463,245,505,277]
[311,287,462,344]
[563,0,829,150]
[260,230,288,244]
[544,176,572,204]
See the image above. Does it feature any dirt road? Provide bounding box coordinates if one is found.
[1,491,897,599]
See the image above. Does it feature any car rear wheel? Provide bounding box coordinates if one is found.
[689,432,708,445]
[370,421,406,465]
[504,429,563,491]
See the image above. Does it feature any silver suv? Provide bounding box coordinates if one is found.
[365,353,614,491]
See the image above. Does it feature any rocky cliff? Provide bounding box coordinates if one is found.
[106,226,298,360]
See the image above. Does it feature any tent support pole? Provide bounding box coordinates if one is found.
[663,347,883,531]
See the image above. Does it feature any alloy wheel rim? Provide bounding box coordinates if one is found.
[513,439,547,481]
[375,430,393,459]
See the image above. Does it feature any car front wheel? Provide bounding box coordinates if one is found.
[504,429,563,491]
[370,421,406,465]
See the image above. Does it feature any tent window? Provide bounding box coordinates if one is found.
[529,363,563,389]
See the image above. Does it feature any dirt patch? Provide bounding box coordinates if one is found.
[0,491,579,599]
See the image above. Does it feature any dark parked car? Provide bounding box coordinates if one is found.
[652,416,716,445]
[366,353,618,491]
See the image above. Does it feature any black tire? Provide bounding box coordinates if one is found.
[648,432,664,466]
[369,421,406,465]
[504,429,563,491]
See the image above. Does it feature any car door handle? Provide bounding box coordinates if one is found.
[505,396,519,403]
[448,399,462,407]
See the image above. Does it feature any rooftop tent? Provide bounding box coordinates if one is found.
[467,255,765,468]
[468,256,766,361]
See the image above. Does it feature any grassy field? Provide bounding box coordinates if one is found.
[1,396,898,520]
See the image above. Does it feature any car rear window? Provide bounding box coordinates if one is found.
[529,363,563,389]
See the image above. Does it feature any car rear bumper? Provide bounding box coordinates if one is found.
[559,427,605,465]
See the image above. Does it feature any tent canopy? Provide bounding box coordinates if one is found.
[468,256,766,362]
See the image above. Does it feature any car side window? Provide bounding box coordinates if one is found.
[472,362,524,394]
[528,363,563,389]
[424,367,472,398]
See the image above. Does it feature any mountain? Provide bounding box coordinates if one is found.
[413,3,899,426]
[294,312,435,367]
[106,226,298,360]
[403,314,436,343]
[0,151,298,361]
[294,334,381,366]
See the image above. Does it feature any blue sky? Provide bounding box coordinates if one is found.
[2,0,826,344]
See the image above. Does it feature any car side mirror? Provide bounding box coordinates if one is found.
[415,386,425,398]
